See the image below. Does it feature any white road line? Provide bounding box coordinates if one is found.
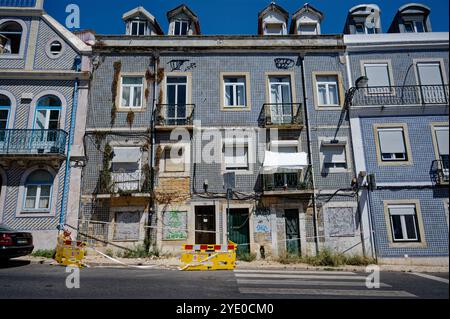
[239,288,417,298]
[234,269,356,275]
[409,272,449,284]
[235,273,367,280]
[237,279,391,288]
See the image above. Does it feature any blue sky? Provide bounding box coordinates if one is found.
[44,0,449,35]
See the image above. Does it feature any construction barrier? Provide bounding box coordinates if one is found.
[180,241,237,271]
[54,235,87,268]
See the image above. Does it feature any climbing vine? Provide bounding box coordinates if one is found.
[126,110,135,128]
[111,61,122,126]
[99,143,113,194]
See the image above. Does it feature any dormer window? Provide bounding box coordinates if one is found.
[265,23,283,35]
[355,23,375,34]
[174,20,189,36]
[130,19,148,36]
[299,24,318,35]
[0,21,23,54]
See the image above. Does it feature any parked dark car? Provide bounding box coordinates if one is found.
[0,224,34,261]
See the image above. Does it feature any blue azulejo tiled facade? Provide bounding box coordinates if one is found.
[345,29,449,265]
[0,0,91,249]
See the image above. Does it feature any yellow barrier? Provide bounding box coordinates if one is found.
[54,235,87,268]
[180,241,237,271]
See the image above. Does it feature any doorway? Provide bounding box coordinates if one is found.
[285,209,301,255]
[228,208,250,255]
[195,206,216,244]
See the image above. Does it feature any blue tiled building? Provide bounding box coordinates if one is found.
[0,0,91,248]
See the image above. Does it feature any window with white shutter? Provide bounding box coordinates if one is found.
[364,63,392,94]
[377,128,408,161]
[388,205,420,242]
[321,144,348,171]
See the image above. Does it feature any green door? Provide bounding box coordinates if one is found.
[228,209,250,256]
[285,209,300,255]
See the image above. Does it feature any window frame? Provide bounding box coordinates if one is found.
[220,72,251,111]
[0,19,26,58]
[118,74,146,111]
[373,123,413,166]
[174,20,189,36]
[312,71,344,110]
[360,60,395,96]
[129,19,148,36]
[158,141,191,177]
[221,137,254,175]
[0,95,11,142]
[383,200,426,248]
[319,138,351,173]
[22,170,54,213]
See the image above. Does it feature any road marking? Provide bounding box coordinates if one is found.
[239,287,417,298]
[237,279,391,288]
[235,269,356,275]
[409,272,449,284]
[235,273,367,280]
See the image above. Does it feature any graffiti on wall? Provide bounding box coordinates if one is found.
[163,211,188,240]
[274,58,295,70]
[168,60,197,72]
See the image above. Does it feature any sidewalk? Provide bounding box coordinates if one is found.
[15,254,449,273]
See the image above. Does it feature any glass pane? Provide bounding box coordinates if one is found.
[415,21,424,32]
[138,22,145,35]
[167,85,176,105]
[167,77,187,84]
[122,77,142,85]
[225,85,234,106]
[25,197,36,209]
[27,170,53,184]
[236,85,245,105]
[404,215,418,240]
[0,94,10,106]
[26,185,38,197]
[121,87,131,107]
[281,84,292,104]
[174,21,181,35]
[181,22,188,35]
[131,23,138,35]
[35,110,46,130]
[391,215,403,240]
[404,23,414,32]
[177,85,187,105]
[328,84,339,105]
[37,95,61,107]
[39,196,50,209]
[270,84,280,104]
[40,185,51,197]
[318,85,327,105]
[133,87,142,107]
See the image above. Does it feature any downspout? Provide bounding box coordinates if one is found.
[299,53,320,255]
[59,56,81,229]
[147,52,159,251]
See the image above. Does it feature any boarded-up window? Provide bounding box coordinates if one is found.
[114,212,140,241]
[324,207,355,237]
[164,146,185,172]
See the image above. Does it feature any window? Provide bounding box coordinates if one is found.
[316,75,339,106]
[130,19,148,36]
[377,128,408,161]
[111,147,142,192]
[35,95,61,143]
[434,126,449,177]
[114,212,140,241]
[224,77,247,108]
[166,76,187,124]
[24,170,53,211]
[355,24,365,34]
[0,21,22,54]
[49,40,62,56]
[224,142,249,170]
[364,63,392,93]
[388,205,420,242]
[270,141,298,153]
[164,146,185,172]
[265,23,283,35]
[417,62,445,103]
[321,144,348,171]
[299,24,317,35]
[120,76,144,109]
[405,21,425,33]
[404,22,414,33]
[269,76,293,123]
[0,94,10,141]
[174,20,189,35]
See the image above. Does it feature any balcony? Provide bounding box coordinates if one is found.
[98,170,151,195]
[0,129,67,160]
[259,103,304,128]
[263,166,313,195]
[351,85,449,107]
[154,104,195,129]
[431,159,449,185]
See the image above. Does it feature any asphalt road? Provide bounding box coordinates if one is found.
[0,260,448,299]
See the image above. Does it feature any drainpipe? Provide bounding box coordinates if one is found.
[59,56,81,229]
[147,52,159,251]
[299,53,320,255]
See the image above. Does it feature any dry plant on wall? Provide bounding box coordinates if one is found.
[145,69,155,101]
[126,110,135,128]
[157,68,165,84]
[111,61,122,126]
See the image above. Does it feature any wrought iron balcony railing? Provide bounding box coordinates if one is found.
[155,104,195,127]
[350,84,449,107]
[263,165,313,193]
[259,103,304,128]
[431,159,449,185]
[98,169,151,195]
[0,129,67,156]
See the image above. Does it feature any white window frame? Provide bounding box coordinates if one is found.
[223,77,247,108]
[165,76,188,122]
[298,23,318,35]
[174,20,189,36]
[388,205,420,242]
[129,19,148,36]
[120,76,144,109]
[363,63,393,94]
[224,141,250,171]
[316,75,340,106]
[377,127,408,162]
